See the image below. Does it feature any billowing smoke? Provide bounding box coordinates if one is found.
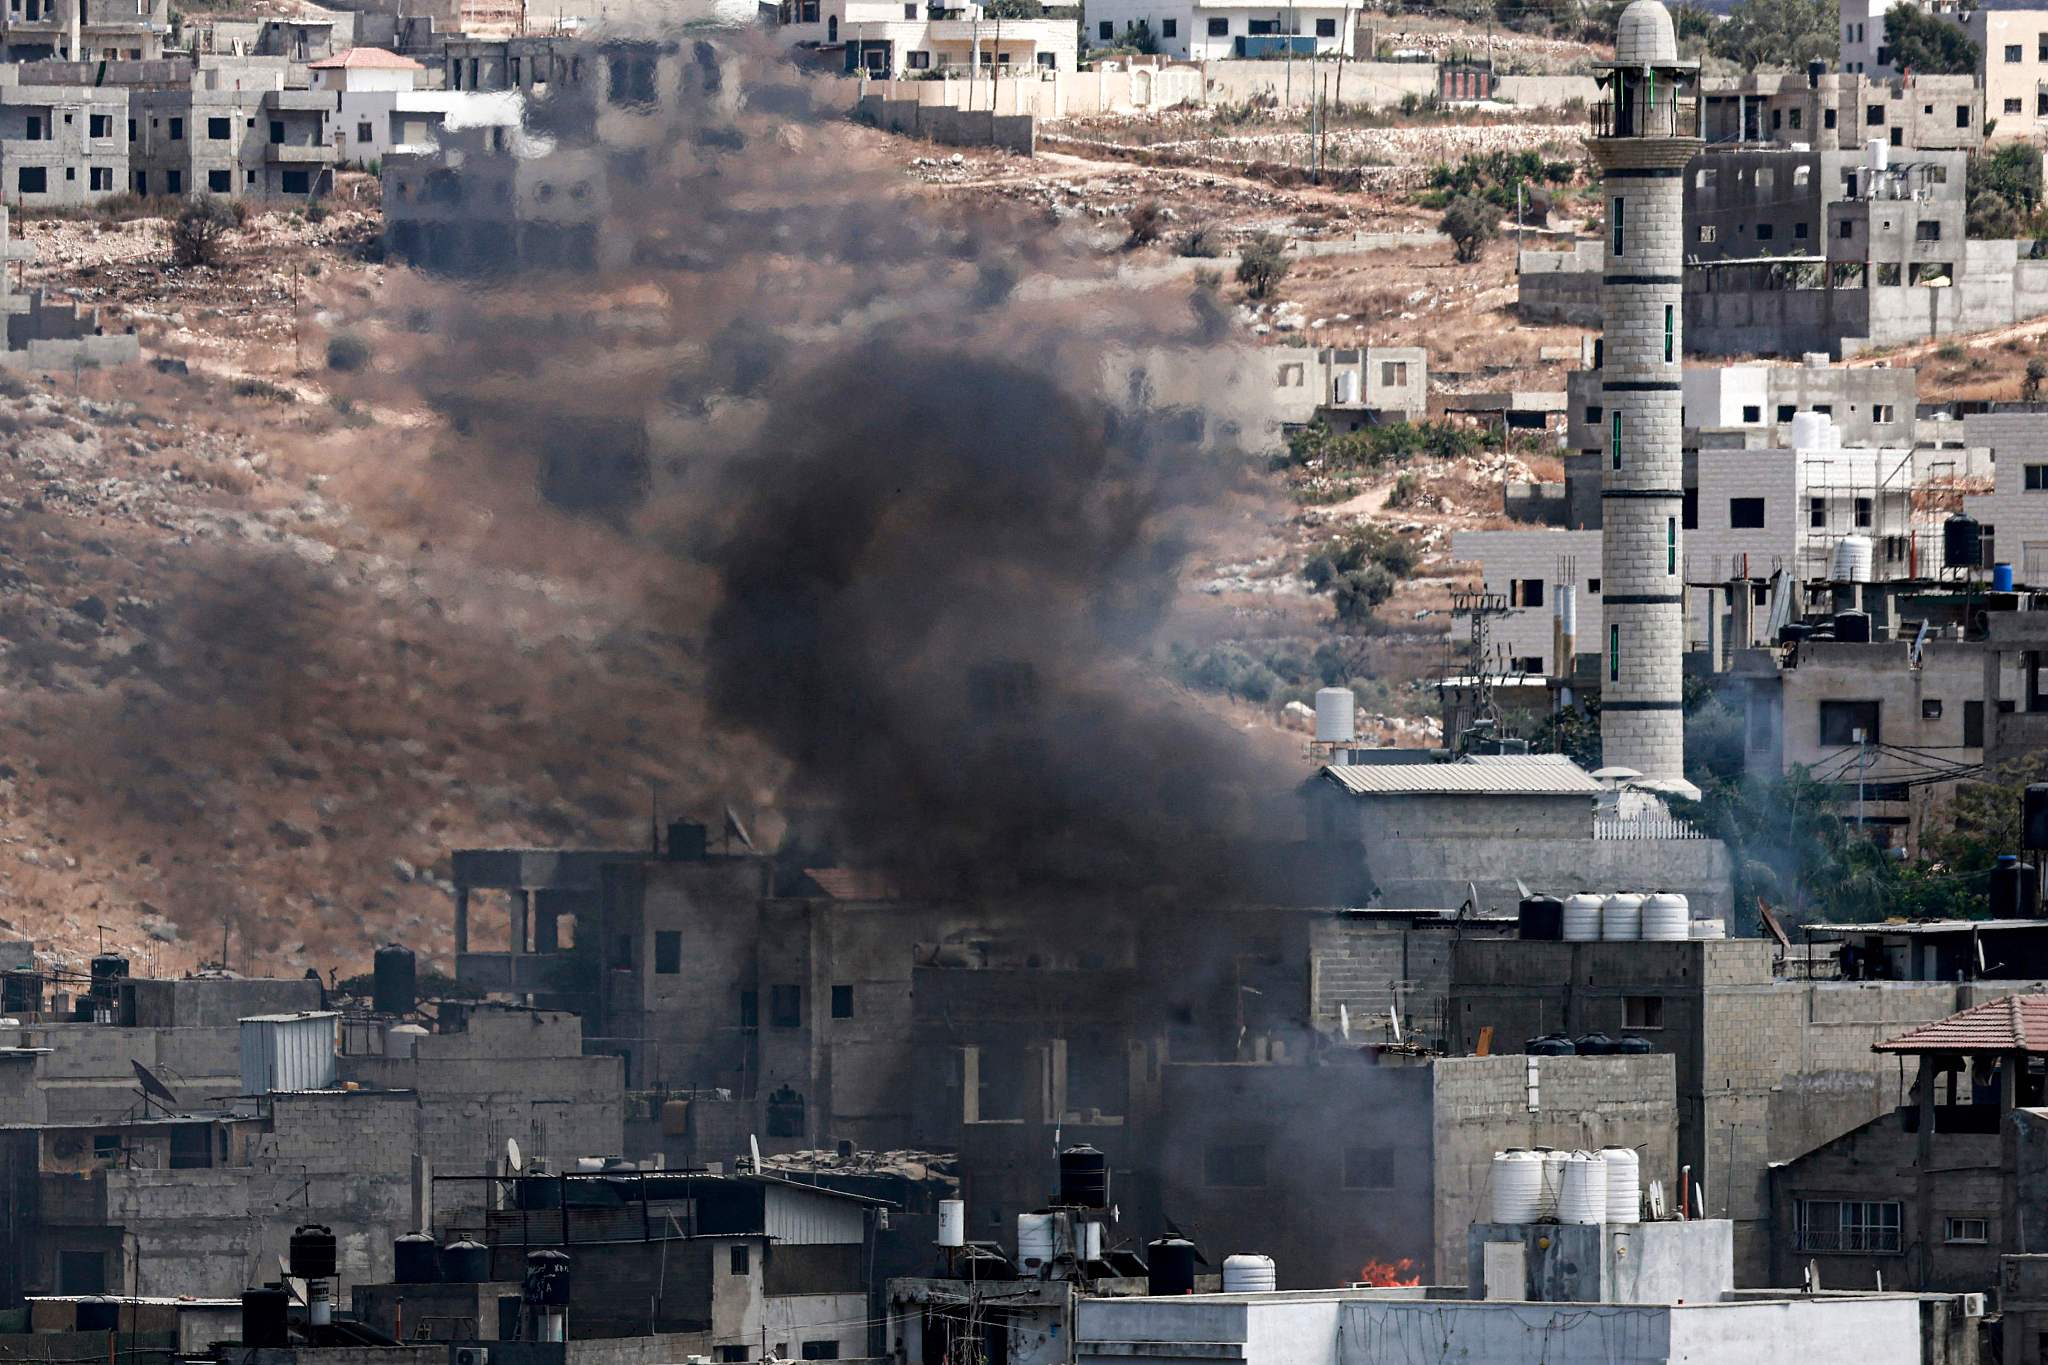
[389,29,1323,903]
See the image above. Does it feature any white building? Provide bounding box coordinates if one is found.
[779,0,1076,74]
[1962,411,2048,582]
[1081,0,1353,59]
[310,47,429,167]
[1840,0,2048,141]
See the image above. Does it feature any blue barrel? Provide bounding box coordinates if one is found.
[1995,562,2015,591]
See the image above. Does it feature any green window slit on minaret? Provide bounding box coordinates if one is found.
[1611,410,1623,470]
[1667,517,1677,574]
[1665,304,1674,363]
[1610,624,1620,683]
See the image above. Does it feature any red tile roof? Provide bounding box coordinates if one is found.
[1875,995,2048,1054]
[308,47,424,70]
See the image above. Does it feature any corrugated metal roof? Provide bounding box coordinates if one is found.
[1322,756,1600,797]
[1875,995,2048,1053]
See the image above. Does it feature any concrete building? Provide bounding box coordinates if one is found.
[1271,345,1428,430]
[1588,0,1697,795]
[1448,934,2048,1282]
[1841,0,2048,143]
[130,66,339,200]
[1307,755,1733,918]
[1072,1217,1983,1364]
[814,1,1077,75]
[423,1168,883,1361]
[1077,0,1355,59]
[0,81,126,207]
[310,46,427,166]
[1962,412,2048,585]
[0,0,169,63]
[1768,995,2048,1293]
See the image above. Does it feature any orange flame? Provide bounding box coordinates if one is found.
[1357,1257,1420,1287]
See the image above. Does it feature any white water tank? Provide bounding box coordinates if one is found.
[1222,1254,1277,1293]
[1867,135,1889,172]
[1790,409,1828,451]
[384,1022,429,1058]
[1690,917,1728,940]
[1832,535,1874,583]
[1017,1213,1055,1273]
[1538,1149,1569,1218]
[938,1199,965,1248]
[1600,1148,1641,1223]
[1557,1152,1609,1225]
[1562,894,1604,942]
[1314,686,1357,743]
[1556,584,1578,638]
[1601,893,1644,941]
[1490,1150,1544,1223]
[1082,1219,1103,1263]
[1640,892,1689,942]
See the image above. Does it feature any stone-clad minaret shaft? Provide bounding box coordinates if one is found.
[1590,0,1700,797]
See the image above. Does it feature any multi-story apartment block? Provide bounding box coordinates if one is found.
[0,0,170,63]
[131,83,335,199]
[1077,0,1354,59]
[773,0,1075,74]
[0,82,125,206]
[1842,0,2048,142]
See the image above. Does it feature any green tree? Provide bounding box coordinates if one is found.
[1967,142,2044,236]
[1117,17,1158,51]
[1707,0,1836,69]
[2026,355,2048,401]
[1881,0,1980,73]
[170,197,237,268]
[1235,233,1291,300]
[1440,195,1499,263]
[985,0,1046,16]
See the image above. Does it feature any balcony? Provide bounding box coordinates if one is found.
[266,142,336,164]
[1592,97,1701,140]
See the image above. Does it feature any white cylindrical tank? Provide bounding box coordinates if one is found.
[1563,894,1604,942]
[1601,893,1644,941]
[1314,687,1357,744]
[1490,1150,1544,1223]
[1690,917,1728,940]
[1867,135,1889,172]
[1538,1149,1569,1218]
[384,1022,429,1058]
[1082,1220,1103,1263]
[1222,1254,1277,1293]
[1640,892,1689,942]
[1600,1148,1641,1223]
[1832,535,1874,583]
[1556,584,1578,638]
[1557,1152,1608,1226]
[1017,1213,1055,1274]
[1790,410,1827,451]
[938,1199,965,1248]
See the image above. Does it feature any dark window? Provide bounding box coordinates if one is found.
[1315,17,1335,35]
[89,167,109,191]
[131,171,145,193]
[207,169,230,192]
[1798,1198,1901,1252]
[1922,699,1943,720]
[127,118,135,140]
[1794,222,1808,239]
[1965,699,1985,748]
[1682,487,1698,530]
[1729,497,1766,529]
[56,1250,105,1294]
[1809,497,1825,529]
[1585,405,1602,422]
[730,1245,750,1275]
[2025,464,2048,491]
[357,120,374,140]
[1161,17,1175,35]
[15,167,44,194]
[1756,223,1774,241]
[1097,20,1110,37]
[831,984,854,1019]
[1824,108,1837,129]
[208,116,230,139]
[1625,995,1664,1029]
[1742,404,1761,422]
[269,119,285,144]
[800,1345,840,1361]
[654,931,681,975]
[166,170,182,193]
[717,1351,747,1364]
[1511,578,1544,608]
[168,116,183,140]
[770,984,801,1028]
[1207,16,1227,33]
[1915,220,1942,241]
[281,170,310,194]
[1203,1143,1266,1188]
[1866,103,1884,125]
[1343,1144,1393,1189]
[739,990,758,1029]
[1891,126,1903,146]
[1840,219,1855,239]
[1820,699,1881,746]
[92,1134,120,1160]
[1854,496,1872,528]
[88,113,110,137]
[1777,404,1796,422]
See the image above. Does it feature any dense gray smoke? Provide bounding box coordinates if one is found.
[400,30,1319,902]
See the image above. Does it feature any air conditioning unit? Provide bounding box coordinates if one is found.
[1959,1294,1987,1317]
[455,1348,490,1365]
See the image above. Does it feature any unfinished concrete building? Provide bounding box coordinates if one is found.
[0,80,126,207]
[1271,345,1428,431]
[0,0,170,63]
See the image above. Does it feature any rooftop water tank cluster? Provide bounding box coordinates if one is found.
[1553,892,1718,942]
[1489,1148,1642,1226]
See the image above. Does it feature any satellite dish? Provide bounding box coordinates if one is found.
[506,1137,522,1173]
[132,1060,181,1112]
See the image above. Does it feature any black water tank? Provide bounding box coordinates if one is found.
[524,1249,571,1307]
[1779,622,1812,644]
[1574,1032,1618,1055]
[1806,58,1825,88]
[1834,610,1871,644]
[290,1224,337,1280]
[1145,1237,1197,1296]
[75,1298,120,1333]
[1058,1144,1109,1209]
[1991,854,2041,918]
[1946,514,1983,569]
[241,1287,290,1348]
[394,1233,441,1284]
[1613,1035,1655,1054]
[666,821,709,861]
[373,944,416,1016]
[441,1239,491,1284]
[1517,895,1564,941]
[1525,1034,1576,1055]
[2027,787,2048,851]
